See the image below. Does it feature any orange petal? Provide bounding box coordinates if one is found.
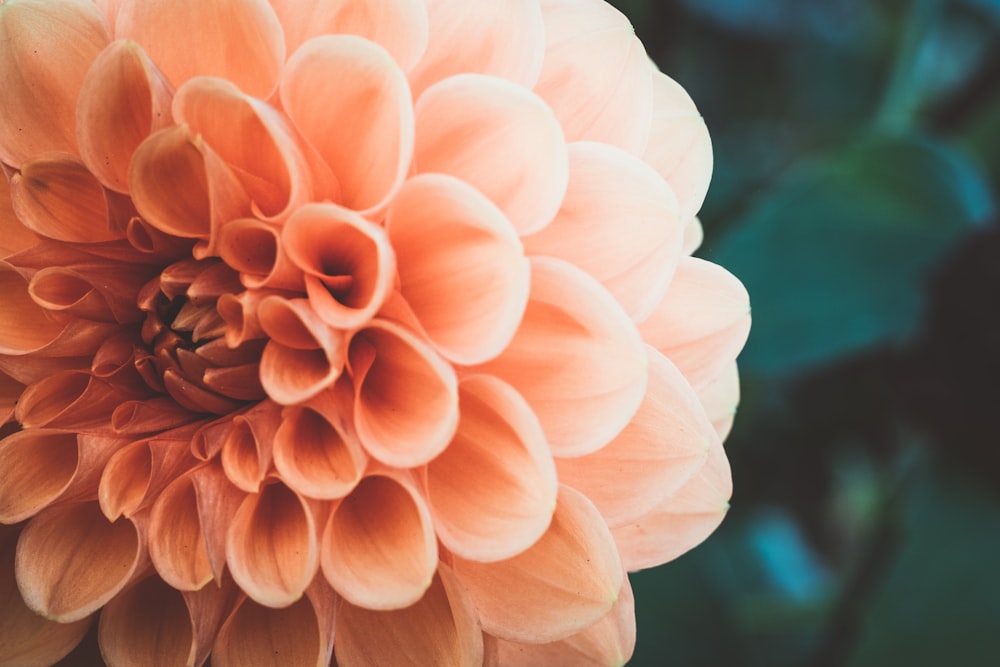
[523,141,683,322]
[115,0,284,98]
[217,219,304,291]
[281,204,396,330]
[29,262,153,324]
[612,436,732,571]
[698,360,741,441]
[426,375,557,562]
[349,319,459,467]
[638,256,751,390]
[15,371,132,430]
[0,0,109,164]
[273,401,366,500]
[556,347,716,528]
[112,397,199,435]
[408,0,545,96]
[474,257,647,457]
[281,36,413,214]
[452,485,623,644]
[76,40,174,193]
[273,0,428,72]
[0,370,24,424]
[414,74,568,235]
[0,171,40,259]
[220,400,281,493]
[98,576,197,667]
[535,0,653,154]
[334,564,483,667]
[0,262,64,355]
[15,501,144,623]
[226,482,320,607]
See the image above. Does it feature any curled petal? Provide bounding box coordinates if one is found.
[226,482,320,607]
[523,141,683,322]
[698,360,741,441]
[639,256,751,390]
[535,0,653,154]
[408,0,545,95]
[29,262,154,324]
[112,397,199,435]
[474,257,647,457]
[426,375,557,562]
[414,74,568,235]
[115,0,285,98]
[386,175,529,365]
[0,263,64,355]
[0,0,109,164]
[453,485,623,644]
[218,219,303,291]
[221,400,281,493]
[349,319,459,467]
[76,40,174,193]
[335,565,483,667]
[14,370,124,430]
[98,576,196,667]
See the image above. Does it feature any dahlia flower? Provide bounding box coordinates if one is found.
[0,0,750,665]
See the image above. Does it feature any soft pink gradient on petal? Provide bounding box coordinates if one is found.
[698,360,741,441]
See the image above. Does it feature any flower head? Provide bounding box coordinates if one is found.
[0,0,750,665]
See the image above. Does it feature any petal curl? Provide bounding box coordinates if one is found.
[98,576,196,667]
[0,263,64,355]
[221,400,282,493]
[217,219,303,291]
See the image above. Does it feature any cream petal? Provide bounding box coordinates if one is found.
[523,141,683,322]
[453,485,623,644]
[76,40,174,193]
[638,256,751,390]
[281,204,396,329]
[15,501,144,623]
[408,0,545,95]
[98,576,196,667]
[697,360,741,441]
[386,174,529,365]
[643,70,713,220]
[426,375,557,562]
[272,0,428,72]
[217,219,304,291]
[556,347,716,528]
[414,74,568,235]
[682,216,705,255]
[273,402,366,500]
[213,591,330,667]
[0,0,109,164]
[334,564,483,667]
[115,0,284,98]
[474,257,647,457]
[226,482,320,607]
[349,319,459,467]
[220,400,281,493]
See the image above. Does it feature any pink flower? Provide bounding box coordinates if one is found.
[0,0,750,664]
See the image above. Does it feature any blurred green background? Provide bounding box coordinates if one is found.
[609,0,1000,665]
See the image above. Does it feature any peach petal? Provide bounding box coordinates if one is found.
[9,153,125,243]
[0,354,90,387]
[281,204,396,329]
[226,482,320,607]
[0,529,92,666]
[0,262,64,355]
[0,431,76,523]
[125,217,195,259]
[281,36,413,214]
[698,360,741,441]
[98,576,195,667]
[321,473,437,610]
[683,216,705,255]
[115,0,285,98]
[535,0,653,154]
[273,403,366,500]
[217,289,278,347]
[0,172,40,258]
[523,141,683,322]
[218,219,304,291]
[474,257,647,457]
[612,436,732,571]
[0,370,24,424]
[76,40,174,193]
[221,400,282,493]
[29,261,155,324]
[386,174,530,365]
[334,565,483,667]
[190,415,234,461]
[453,485,623,644]
[426,375,557,562]
[638,256,751,390]
[643,70,714,220]
[349,319,459,467]
[408,0,545,95]
[15,501,144,623]
[272,0,428,72]
[414,74,568,235]
[556,347,715,528]
[15,371,130,430]
[112,397,199,435]
[213,591,329,667]
[0,0,109,164]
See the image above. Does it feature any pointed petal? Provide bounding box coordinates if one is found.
[0,0,109,164]
[414,74,568,235]
[474,257,647,457]
[349,320,459,467]
[221,400,281,493]
[453,485,623,644]
[426,375,557,562]
[697,360,741,441]
[213,593,328,667]
[334,565,483,667]
[115,0,284,98]
[273,403,366,500]
[523,141,683,321]
[98,576,197,667]
[386,174,529,364]
[217,219,304,291]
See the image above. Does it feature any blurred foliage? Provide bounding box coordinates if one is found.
[610,0,1000,665]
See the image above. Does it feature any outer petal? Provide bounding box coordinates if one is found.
[386,174,530,365]
[682,216,705,255]
[0,262,64,355]
[98,576,197,667]
[115,0,284,98]
[0,370,24,425]
[0,0,109,164]
[697,360,741,441]
[414,74,568,235]
[0,174,39,259]
[523,141,683,322]
[474,257,647,457]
